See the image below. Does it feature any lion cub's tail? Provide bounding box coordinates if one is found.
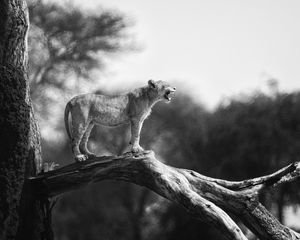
[64,101,72,139]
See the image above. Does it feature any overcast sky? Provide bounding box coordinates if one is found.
[68,0,300,108]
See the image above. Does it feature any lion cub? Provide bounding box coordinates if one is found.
[64,80,176,161]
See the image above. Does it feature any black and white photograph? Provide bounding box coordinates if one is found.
[0,0,300,239]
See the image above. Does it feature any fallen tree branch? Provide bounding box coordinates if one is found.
[28,151,300,240]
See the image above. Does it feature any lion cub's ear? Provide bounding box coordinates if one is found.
[148,79,156,88]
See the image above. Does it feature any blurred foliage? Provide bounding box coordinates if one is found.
[29,0,131,94]
[28,1,300,239]
[205,92,300,179]
[203,91,300,223]
[28,0,134,137]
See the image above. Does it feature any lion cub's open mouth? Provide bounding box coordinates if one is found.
[164,88,176,101]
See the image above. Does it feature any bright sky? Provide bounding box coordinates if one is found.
[68,0,300,108]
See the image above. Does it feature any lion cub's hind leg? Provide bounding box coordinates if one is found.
[79,122,96,158]
[71,116,89,162]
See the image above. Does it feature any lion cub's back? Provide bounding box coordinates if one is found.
[89,93,130,126]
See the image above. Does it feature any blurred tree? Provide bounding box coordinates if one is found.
[27,0,134,141]
[204,91,300,223]
[28,0,132,97]
[156,203,224,240]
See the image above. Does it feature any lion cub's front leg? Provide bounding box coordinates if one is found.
[130,119,144,153]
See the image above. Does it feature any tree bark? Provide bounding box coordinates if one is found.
[0,0,44,239]
[30,152,300,240]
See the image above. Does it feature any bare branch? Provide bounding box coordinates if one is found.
[190,161,300,193]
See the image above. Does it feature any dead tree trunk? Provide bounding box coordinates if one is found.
[30,152,300,240]
[0,1,45,239]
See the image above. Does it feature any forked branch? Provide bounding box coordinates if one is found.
[29,151,300,240]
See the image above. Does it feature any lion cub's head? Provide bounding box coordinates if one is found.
[147,79,176,103]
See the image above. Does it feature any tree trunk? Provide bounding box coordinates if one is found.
[0,0,44,239]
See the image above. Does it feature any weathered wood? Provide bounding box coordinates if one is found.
[30,152,300,240]
[0,0,29,72]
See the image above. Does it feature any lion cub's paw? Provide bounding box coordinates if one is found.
[75,154,88,162]
[131,145,144,153]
